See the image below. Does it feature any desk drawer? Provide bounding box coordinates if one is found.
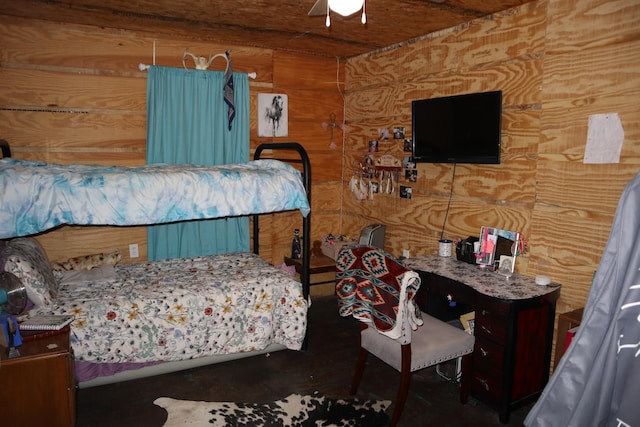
[471,370,503,404]
[476,309,508,343]
[473,337,504,372]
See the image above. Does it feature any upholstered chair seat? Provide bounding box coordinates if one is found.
[360,312,474,372]
[336,245,475,427]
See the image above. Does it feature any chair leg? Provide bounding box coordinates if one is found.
[350,347,369,395]
[390,344,412,427]
[459,353,472,404]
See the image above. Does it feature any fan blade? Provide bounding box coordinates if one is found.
[0,272,28,315]
[308,0,327,16]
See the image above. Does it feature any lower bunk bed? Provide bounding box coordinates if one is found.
[51,251,306,388]
[0,141,312,387]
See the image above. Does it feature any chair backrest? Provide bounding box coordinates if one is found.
[336,245,423,341]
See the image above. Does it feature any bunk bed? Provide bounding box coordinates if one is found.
[0,140,312,387]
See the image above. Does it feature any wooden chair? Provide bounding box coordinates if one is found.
[336,245,475,426]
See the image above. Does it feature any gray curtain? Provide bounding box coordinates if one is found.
[525,171,640,427]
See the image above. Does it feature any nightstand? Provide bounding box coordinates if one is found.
[284,254,336,286]
[0,326,76,427]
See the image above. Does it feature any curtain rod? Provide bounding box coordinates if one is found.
[137,63,256,79]
[138,41,256,78]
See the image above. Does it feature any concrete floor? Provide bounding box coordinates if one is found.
[76,295,533,426]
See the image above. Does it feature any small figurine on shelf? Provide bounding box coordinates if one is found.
[291,229,302,260]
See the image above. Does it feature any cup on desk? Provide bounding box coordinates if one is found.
[438,239,452,257]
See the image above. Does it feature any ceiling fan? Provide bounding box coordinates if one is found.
[308,0,448,25]
[308,0,367,26]
[308,0,328,16]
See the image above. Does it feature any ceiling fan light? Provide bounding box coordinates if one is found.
[328,0,365,17]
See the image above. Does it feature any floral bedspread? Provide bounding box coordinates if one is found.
[33,252,308,364]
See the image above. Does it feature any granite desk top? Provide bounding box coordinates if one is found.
[404,254,560,301]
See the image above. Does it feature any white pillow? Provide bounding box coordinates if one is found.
[57,265,117,285]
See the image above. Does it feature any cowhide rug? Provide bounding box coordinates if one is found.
[154,391,391,426]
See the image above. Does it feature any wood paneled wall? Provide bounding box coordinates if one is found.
[343,0,640,315]
[0,17,344,265]
[2,0,638,318]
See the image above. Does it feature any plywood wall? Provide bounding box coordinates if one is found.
[343,0,640,315]
[2,0,638,318]
[0,17,344,265]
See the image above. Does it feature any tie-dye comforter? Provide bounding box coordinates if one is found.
[33,252,308,364]
[0,158,310,239]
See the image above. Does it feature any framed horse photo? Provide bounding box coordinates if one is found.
[258,93,288,137]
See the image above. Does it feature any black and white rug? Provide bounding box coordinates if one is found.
[154,391,391,426]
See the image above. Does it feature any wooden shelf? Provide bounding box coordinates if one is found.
[284,255,336,286]
[284,255,336,274]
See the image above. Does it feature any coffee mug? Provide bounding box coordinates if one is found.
[438,239,452,257]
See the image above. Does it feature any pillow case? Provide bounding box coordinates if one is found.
[57,265,117,285]
[1,238,57,309]
[51,248,122,271]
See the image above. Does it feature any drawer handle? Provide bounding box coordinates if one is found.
[480,347,489,357]
[478,378,490,391]
[482,309,490,316]
[481,325,493,335]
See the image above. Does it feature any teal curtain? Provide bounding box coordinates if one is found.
[146,66,250,261]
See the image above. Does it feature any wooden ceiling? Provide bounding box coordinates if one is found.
[2,0,534,58]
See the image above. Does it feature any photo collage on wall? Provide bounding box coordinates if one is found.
[359,126,416,200]
[397,126,416,200]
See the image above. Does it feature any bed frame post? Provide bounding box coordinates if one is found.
[0,139,11,158]
[253,143,311,301]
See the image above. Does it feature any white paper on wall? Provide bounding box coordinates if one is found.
[583,113,624,164]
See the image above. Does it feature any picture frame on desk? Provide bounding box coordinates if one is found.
[498,255,515,277]
[477,226,519,267]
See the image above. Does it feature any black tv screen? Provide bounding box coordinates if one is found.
[411,90,502,164]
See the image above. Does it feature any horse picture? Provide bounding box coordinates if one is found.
[258,93,288,137]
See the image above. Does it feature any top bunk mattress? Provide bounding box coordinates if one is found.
[0,158,310,239]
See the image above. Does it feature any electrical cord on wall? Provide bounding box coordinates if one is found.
[336,55,347,236]
[439,163,457,240]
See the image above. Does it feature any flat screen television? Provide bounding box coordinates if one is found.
[411,90,502,164]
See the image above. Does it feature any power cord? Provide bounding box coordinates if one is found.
[439,163,457,240]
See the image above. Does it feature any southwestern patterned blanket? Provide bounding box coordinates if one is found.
[335,245,423,339]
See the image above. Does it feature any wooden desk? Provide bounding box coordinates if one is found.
[553,307,584,369]
[284,255,336,285]
[405,255,560,424]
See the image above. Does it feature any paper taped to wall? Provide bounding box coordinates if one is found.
[583,112,624,164]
